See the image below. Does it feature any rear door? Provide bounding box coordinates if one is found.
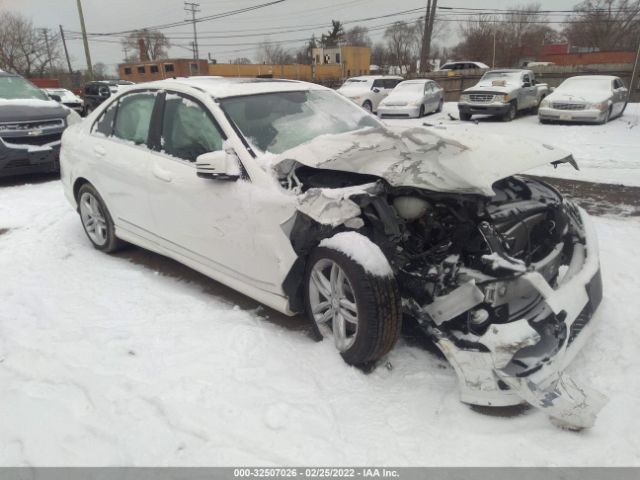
[520,73,536,109]
[87,90,158,237]
[370,79,387,110]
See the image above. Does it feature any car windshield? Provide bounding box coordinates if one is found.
[220,90,381,154]
[339,79,371,89]
[557,78,612,92]
[0,76,49,100]
[394,82,425,93]
[481,71,521,82]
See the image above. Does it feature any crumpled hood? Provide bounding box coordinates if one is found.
[272,126,575,197]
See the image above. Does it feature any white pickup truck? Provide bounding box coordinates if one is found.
[458,69,549,122]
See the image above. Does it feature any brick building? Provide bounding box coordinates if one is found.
[118,59,209,83]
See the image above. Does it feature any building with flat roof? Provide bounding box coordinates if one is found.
[118,59,209,83]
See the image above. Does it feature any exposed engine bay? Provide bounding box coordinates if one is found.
[284,164,606,429]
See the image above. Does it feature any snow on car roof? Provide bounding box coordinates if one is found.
[140,76,329,98]
[347,75,403,80]
[566,75,618,80]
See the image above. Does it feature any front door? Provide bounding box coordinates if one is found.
[146,92,292,293]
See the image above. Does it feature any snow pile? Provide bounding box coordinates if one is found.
[0,98,61,108]
[319,231,393,277]
[0,181,639,466]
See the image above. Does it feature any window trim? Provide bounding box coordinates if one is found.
[151,90,228,165]
[90,89,160,148]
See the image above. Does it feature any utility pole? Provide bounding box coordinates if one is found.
[59,26,73,74]
[75,0,93,80]
[419,0,431,74]
[40,28,53,74]
[184,2,201,61]
[420,0,438,74]
[629,28,640,104]
[492,29,497,69]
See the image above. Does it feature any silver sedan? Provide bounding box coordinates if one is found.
[377,79,444,119]
[538,75,628,124]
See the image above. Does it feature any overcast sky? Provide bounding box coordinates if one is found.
[2,0,579,74]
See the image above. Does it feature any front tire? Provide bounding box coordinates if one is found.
[418,104,425,117]
[362,101,373,113]
[77,183,124,253]
[304,246,401,366]
[599,106,611,125]
[436,99,444,113]
[502,102,517,122]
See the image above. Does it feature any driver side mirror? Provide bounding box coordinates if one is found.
[372,87,380,93]
[98,87,110,98]
[523,82,532,88]
[196,150,241,181]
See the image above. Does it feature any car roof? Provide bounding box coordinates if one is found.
[565,75,618,80]
[130,76,330,98]
[346,75,403,80]
[486,69,526,73]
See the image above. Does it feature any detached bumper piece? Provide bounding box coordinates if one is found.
[433,207,607,429]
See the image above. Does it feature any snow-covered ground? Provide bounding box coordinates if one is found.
[384,103,640,187]
[1,179,639,466]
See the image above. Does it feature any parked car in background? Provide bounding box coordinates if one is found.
[61,77,605,429]
[43,88,84,116]
[336,75,403,113]
[458,69,549,122]
[538,75,628,124]
[83,80,134,115]
[0,70,80,178]
[377,79,444,118]
[437,61,489,72]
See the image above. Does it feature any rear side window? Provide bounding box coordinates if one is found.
[161,93,224,162]
[92,100,118,137]
[383,79,401,89]
[614,79,624,89]
[113,92,157,145]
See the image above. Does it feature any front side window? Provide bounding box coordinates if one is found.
[220,90,381,155]
[161,94,224,162]
[113,92,156,145]
[372,79,384,89]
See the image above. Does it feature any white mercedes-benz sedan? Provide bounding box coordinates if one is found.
[61,77,606,428]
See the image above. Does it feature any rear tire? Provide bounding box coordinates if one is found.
[77,183,125,253]
[304,245,401,367]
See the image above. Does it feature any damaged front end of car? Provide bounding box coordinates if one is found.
[284,166,606,429]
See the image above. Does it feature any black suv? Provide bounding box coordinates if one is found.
[83,80,134,115]
[0,71,75,178]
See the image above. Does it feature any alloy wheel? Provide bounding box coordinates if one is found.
[79,191,108,246]
[308,258,359,352]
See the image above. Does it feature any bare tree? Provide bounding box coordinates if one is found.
[563,0,640,51]
[344,26,371,47]
[256,40,294,64]
[92,62,110,80]
[123,29,170,61]
[231,57,252,64]
[384,21,418,74]
[452,4,559,68]
[0,11,62,77]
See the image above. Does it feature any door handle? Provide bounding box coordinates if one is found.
[152,164,172,183]
[93,145,106,156]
